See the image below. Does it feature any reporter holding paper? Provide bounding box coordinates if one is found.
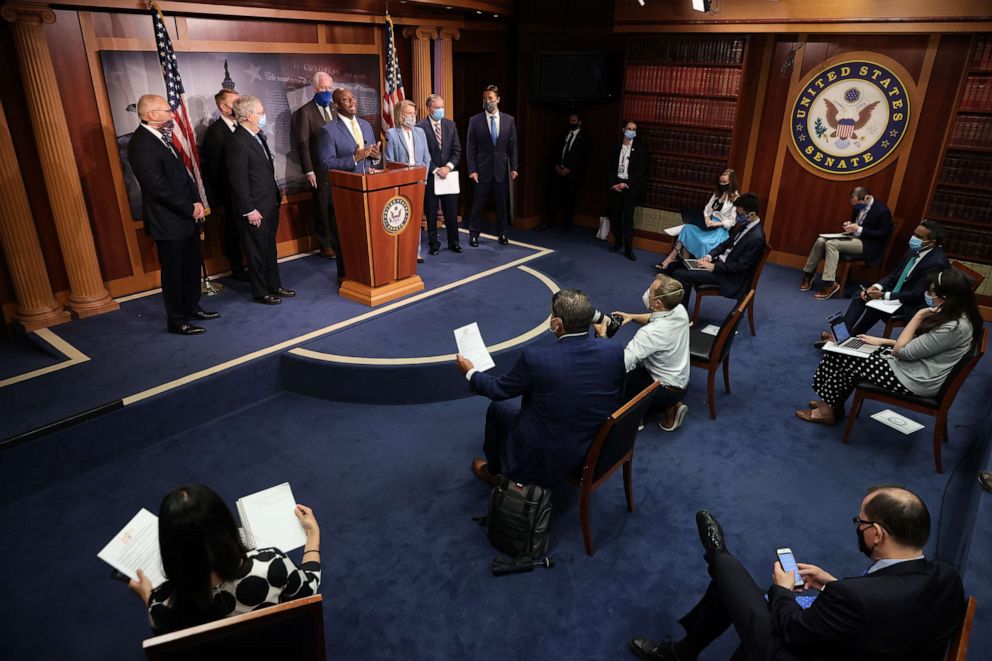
[127,484,321,634]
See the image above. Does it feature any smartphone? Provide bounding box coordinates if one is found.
[776,547,805,589]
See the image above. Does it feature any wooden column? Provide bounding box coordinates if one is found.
[402,27,436,119]
[1,2,117,318]
[437,28,460,117]
[0,99,69,330]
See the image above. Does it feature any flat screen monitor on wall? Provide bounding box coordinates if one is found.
[531,51,618,102]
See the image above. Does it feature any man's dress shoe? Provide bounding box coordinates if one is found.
[417,257,425,264]
[191,309,220,321]
[254,294,281,305]
[696,510,728,554]
[629,637,679,661]
[169,323,205,335]
[498,234,509,245]
[625,250,637,261]
[272,287,295,298]
[469,236,479,247]
[471,458,499,486]
[429,246,440,256]
[449,244,463,254]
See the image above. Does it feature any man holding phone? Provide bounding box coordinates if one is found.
[629,485,965,661]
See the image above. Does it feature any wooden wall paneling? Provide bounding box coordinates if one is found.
[185,17,318,43]
[798,34,928,80]
[740,34,775,190]
[324,23,377,45]
[91,11,155,39]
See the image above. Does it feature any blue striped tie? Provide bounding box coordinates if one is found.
[490,115,498,145]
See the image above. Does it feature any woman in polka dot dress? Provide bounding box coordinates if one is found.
[127,484,321,634]
[796,268,982,426]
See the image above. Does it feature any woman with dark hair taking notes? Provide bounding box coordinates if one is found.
[654,169,739,272]
[127,484,321,633]
[796,268,982,425]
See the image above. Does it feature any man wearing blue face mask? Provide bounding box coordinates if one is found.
[291,72,341,264]
[416,94,463,254]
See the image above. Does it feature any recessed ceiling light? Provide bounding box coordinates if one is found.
[476,9,482,14]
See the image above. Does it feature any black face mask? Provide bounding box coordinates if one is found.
[856,525,876,559]
[717,182,729,192]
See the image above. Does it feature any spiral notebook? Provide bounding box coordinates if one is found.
[236,482,307,552]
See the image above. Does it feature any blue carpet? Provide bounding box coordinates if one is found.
[0,334,64,381]
[0,226,989,660]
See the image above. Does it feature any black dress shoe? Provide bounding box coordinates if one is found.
[696,510,728,555]
[429,246,440,256]
[498,234,509,245]
[168,323,206,335]
[272,287,295,298]
[629,637,680,661]
[191,309,220,321]
[417,257,425,264]
[625,250,637,261]
[469,236,479,247]
[254,294,281,305]
[449,244,463,254]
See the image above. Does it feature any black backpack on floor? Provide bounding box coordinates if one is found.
[484,477,553,559]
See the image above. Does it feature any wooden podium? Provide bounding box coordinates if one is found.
[329,164,427,306]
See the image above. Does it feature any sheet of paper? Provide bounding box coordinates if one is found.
[433,170,460,195]
[870,409,924,435]
[454,322,495,372]
[664,224,684,237]
[700,324,720,336]
[866,298,902,314]
[97,508,167,587]
[818,233,852,239]
[238,483,307,552]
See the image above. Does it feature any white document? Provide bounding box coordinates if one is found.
[454,322,495,372]
[818,232,853,239]
[700,324,720,336]
[433,170,460,195]
[664,224,684,237]
[866,298,902,314]
[870,409,925,435]
[236,482,307,552]
[97,508,167,587]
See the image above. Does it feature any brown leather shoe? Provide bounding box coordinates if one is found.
[813,330,833,349]
[800,273,813,291]
[814,282,841,299]
[795,407,836,426]
[471,458,499,486]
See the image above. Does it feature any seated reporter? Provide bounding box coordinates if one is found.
[456,288,626,488]
[797,268,981,426]
[655,169,739,271]
[595,274,691,432]
[126,484,321,634]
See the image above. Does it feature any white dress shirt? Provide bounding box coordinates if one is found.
[623,306,691,389]
[402,128,416,165]
[866,555,925,574]
[717,218,760,263]
[617,142,632,180]
[429,118,455,173]
[850,195,874,237]
[220,114,237,132]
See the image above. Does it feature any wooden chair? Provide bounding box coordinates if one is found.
[569,381,660,556]
[835,218,903,297]
[691,245,771,336]
[689,290,754,420]
[882,260,985,338]
[945,596,976,661]
[143,594,325,661]
[841,328,988,473]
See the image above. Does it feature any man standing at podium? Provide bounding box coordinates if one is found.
[318,87,380,283]
[466,84,518,248]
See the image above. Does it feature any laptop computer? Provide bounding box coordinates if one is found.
[823,312,877,357]
[680,256,708,270]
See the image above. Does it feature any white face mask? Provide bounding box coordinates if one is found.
[402,115,416,129]
[642,288,653,311]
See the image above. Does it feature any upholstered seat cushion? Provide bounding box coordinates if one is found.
[689,330,716,362]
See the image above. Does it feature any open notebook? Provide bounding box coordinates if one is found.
[236,482,307,552]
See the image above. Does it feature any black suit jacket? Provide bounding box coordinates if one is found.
[768,559,964,660]
[127,125,200,241]
[851,198,893,264]
[199,116,235,207]
[466,112,518,183]
[291,100,338,177]
[607,138,648,199]
[554,128,589,177]
[878,246,951,310]
[707,222,767,298]
[416,117,462,174]
[227,125,281,219]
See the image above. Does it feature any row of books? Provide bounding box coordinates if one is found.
[626,65,743,97]
[960,76,992,111]
[623,96,737,129]
[641,182,711,213]
[938,154,992,187]
[972,36,992,70]
[930,189,992,222]
[638,127,732,159]
[650,156,726,187]
[943,225,992,263]
[628,38,746,66]
[949,116,992,148]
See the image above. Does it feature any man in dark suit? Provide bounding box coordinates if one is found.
[291,71,340,260]
[630,485,965,661]
[668,192,766,307]
[801,187,894,300]
[836,220,950,337]
[456,288,626,488]
[128,94,217,335]
[199,88,244,280]
[539,111,588,232]
[608,120,649,260]
[227,95,294,305]
[466,84,518,247]
[416,93,463,255]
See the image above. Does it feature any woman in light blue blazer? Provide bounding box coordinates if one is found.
[385,99,431,260]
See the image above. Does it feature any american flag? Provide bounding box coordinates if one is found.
[149,1,208,211]
[381,13,405,133]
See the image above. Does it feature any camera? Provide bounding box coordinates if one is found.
[592,310,623,338]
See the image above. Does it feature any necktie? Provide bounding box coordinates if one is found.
[433,121,442,150]
[256,131,273,161]
[318,105,329,123]
[489,115,498,145]
[161,136,177,157]
[892,254,918,293]
[563,132,574,160]
[349,118,364,148]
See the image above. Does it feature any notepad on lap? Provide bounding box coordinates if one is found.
[97,508,167,587]
[236,482,307,552]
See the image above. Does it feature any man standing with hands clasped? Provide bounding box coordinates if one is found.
[466,84,518,247]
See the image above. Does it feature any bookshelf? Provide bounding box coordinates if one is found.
[928,35,992,269]
[622,36,747,229]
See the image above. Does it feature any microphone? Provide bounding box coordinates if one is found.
[491,556,555,577]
